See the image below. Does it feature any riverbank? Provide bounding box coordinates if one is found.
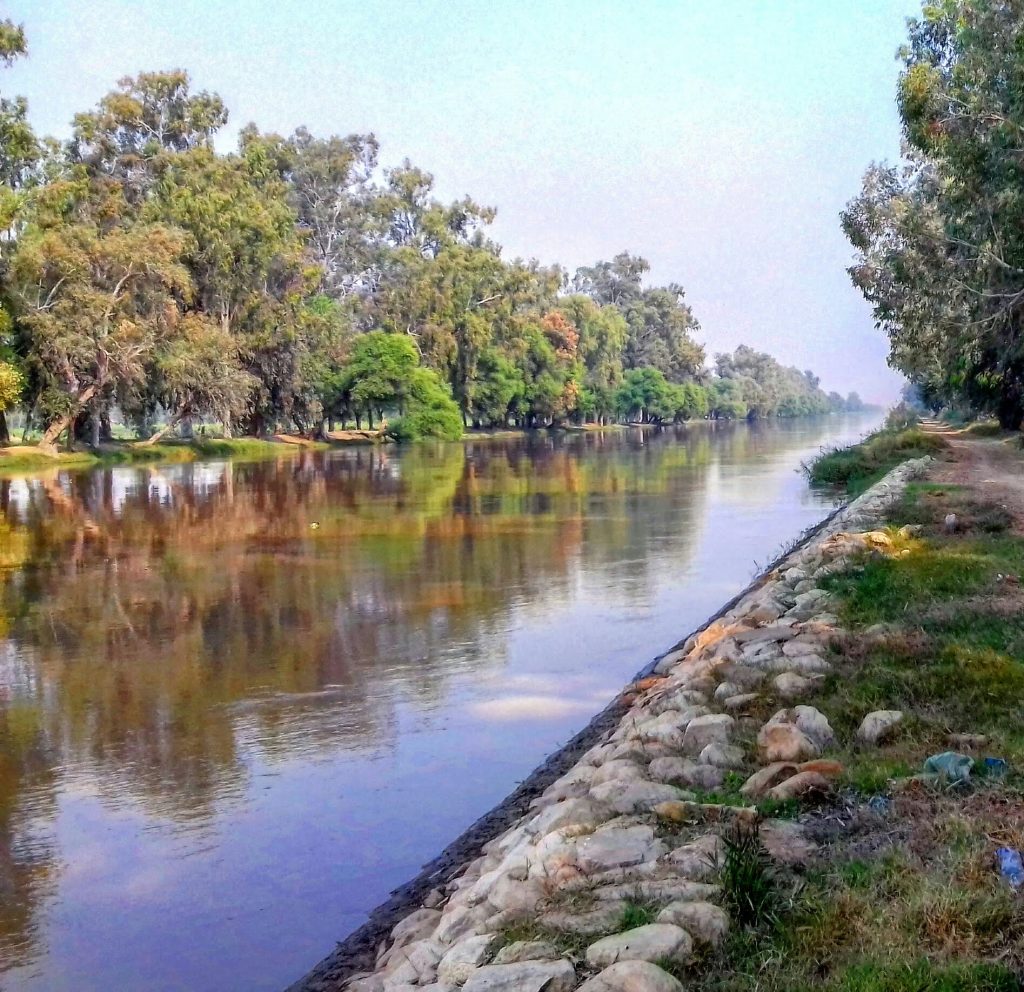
[0,435,336,475]
[293,428,1024,992]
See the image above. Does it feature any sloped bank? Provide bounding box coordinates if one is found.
[290,458,930,992]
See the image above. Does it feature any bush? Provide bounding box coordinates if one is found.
[388,399,464,442]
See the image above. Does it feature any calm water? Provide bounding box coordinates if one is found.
[0,415,880,992]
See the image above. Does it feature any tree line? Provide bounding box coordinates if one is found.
[0,24,863,448]
[844,0,1024,428]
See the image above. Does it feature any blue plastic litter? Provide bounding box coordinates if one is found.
[867,795,891,813]
[996,847,1024,889]
[984,757,1008,778]
[923,751,974,784]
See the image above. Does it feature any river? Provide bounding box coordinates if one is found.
[0,414,880,992]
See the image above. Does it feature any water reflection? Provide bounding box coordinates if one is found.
[0,417,877,991]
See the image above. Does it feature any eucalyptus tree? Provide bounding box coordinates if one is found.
[7,178,191,449]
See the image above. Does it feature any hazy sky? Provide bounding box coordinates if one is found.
[5,0,920,403]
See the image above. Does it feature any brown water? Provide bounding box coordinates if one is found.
[0,416,879,992]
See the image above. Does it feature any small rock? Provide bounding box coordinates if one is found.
[797,758,844,779]
[574,824,667,874]
[767,706,835,750]
[656,901,730,946]
[757,723,819,763]
[491,941,562,966]
[665,834,721,879]
[773,672,821,700]
[585,924,694,969]
[590,781,684,814]
[767,770,832,801]
[681,714,735,755]
[462,960,576,992]
[699,743,745,769]
[438,934,500,986]
[591,760,647,785]
[758,818,818,867]
[575,961,684,992]
[740,762,798,797]
[857,710,904,746]
[723,692,761,712]
[714,681,741,701]
[527,798,606,837]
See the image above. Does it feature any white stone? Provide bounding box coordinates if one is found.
[656,901,730,946]
[856,710,904,745]
[574,823,667,874]
[438,934,500,986]
[590,780,682,815]
[698,743,745,769]
[681,713,735,755]
[462,960,576,992]
[575,961,684,992]
[585,924,693,969]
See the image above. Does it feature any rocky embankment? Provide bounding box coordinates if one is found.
[305,458,930,992]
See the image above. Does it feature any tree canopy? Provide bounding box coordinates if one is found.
[0,49,858,447]
[844,0,1024,427]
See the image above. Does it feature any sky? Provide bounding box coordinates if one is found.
[4,0,921,404]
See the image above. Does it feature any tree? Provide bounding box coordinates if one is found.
[150,144,312,432]
[137,316,257,443]
[845,1,1024,427]
[8,179,191,450]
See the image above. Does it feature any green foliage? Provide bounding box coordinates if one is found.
[0,36,852,447]
[844,1,1024,428]
[618,902,658,930]
[717,821,777,927]
[806,427,945,494]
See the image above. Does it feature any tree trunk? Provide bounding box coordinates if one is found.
[39,385,98,452]
[140,409,185,446]
[0,410,10,445]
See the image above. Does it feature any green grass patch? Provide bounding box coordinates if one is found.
[805,428,947,496]
[0,437,323,477]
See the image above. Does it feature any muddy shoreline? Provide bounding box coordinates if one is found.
[286,500,851,992]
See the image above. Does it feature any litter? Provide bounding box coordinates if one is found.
[983,757,1008,778]
[867,795,891,813]
[923,751,974,785]
[996,848,1024,889]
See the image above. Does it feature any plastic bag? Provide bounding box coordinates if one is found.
[923,751,974,784]
[996,848,1024,889]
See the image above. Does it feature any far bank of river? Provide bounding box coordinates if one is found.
[0,414,879,992]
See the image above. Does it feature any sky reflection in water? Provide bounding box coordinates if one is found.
[0,416,880,992]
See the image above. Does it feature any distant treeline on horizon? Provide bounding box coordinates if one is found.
[0,23,867,446]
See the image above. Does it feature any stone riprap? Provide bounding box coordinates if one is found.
[312,458,930,992]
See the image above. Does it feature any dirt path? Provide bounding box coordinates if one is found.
[920,419,1024,532]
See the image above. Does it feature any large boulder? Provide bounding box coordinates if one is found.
[585,924,693,969]
[740,762,798,797]
[699,742,745,769]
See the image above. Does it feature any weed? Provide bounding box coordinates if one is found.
[717,820,777,927]
[618,901,657,930]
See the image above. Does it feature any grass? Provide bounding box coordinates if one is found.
[715,821,778,927]
[805,428,947,496]
[682,457,1024,991]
